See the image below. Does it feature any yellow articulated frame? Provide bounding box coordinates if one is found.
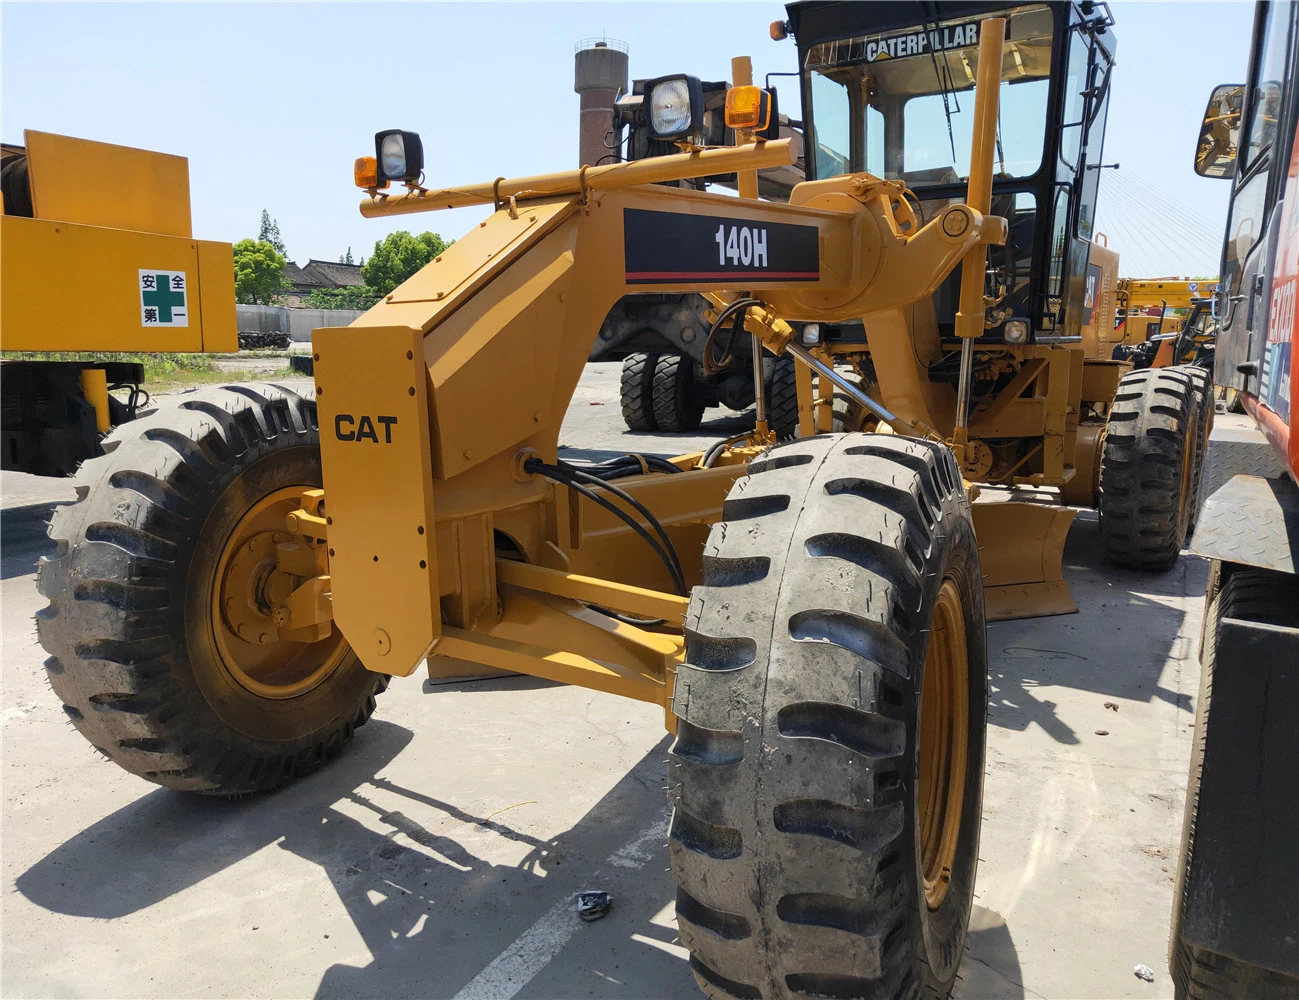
[314,167,1005,687]
[307,18,1084,709]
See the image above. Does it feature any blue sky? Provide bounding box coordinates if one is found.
[3,2,1255,268]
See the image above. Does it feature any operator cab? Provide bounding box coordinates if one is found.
[787,0,1117,343]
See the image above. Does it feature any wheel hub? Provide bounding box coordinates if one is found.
[211,486,346,700]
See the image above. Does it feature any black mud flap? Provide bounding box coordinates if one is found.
[1181,616,1299,977]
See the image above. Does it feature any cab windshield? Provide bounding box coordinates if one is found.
[804,5,1055,187]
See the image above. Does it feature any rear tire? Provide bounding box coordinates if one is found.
[1099,365,1201,570]
[620,353,659,432]
[1170,568,1299,999]
[832,392,871,433]
[36,384,387,795]
[654,353,705,432]
[767,353,799,441]
[670,434,986,999]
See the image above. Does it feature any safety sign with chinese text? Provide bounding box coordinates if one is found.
[139,270,188,327]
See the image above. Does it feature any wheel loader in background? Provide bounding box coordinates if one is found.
[29,3,1214,998]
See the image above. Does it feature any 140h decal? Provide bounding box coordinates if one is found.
[624,208,819,284]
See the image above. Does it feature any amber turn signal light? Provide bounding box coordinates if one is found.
[769,19,789,40]
[724,86,772,132]
[354,156,389,190]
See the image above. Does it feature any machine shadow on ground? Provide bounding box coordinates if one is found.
[985,512,1205,745]
[15,714,694,998]
[15,693,1029,1000]
[0,502,62,581]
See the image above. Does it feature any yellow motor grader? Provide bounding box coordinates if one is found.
[31,3,1210,998]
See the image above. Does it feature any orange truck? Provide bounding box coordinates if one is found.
[1170,4,1299,997]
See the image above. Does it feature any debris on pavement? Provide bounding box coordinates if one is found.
[1104,701,1119,712]
[576,890,612,921]
[1095,729,1110,736]
[1133,963,1155,982]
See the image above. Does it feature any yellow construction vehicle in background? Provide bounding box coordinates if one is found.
[1110,276,1220,367]
[29,3,1213,998]
[0,131,236,475]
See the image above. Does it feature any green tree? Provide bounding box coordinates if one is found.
[232,238,289,305]
[305,285,380,310]
[361,230,451,295]
[258,210,286,255]
[339,246,355,265]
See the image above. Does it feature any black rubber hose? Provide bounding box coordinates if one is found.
[558,455,681,480]
[702,431,753,469]
[551,464,685,590]
[703,297,763,375]
[524,458,686,596]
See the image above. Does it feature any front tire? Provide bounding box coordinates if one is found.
[670,434,987,999]
[37,384,387,795]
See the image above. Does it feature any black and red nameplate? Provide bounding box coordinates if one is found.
[623,208,820,284]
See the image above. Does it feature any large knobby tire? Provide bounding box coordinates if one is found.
[670,434,987,1000]
[767,353,799,441]
[654,353,706,432]
[621,352,659,432]
[1170,568,1299,999]
[37,384,387,795]
[1099,365,1202,570]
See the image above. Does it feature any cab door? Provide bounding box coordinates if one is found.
[1043,14,1115,339]
[1216,0,1296,399]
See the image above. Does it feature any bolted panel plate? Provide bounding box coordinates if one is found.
[314,324,439,676]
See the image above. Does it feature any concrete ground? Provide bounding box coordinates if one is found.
[1,364,1205,999]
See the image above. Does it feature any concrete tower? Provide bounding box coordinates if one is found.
[574,39,629,168]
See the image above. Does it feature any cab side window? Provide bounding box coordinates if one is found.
[1243,2,1290,171]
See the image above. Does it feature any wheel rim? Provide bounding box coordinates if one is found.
[210,486,348,700]
[918,578,969,910]
[1178,406,1197,524]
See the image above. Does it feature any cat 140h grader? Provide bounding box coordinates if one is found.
[37,3,1210,998]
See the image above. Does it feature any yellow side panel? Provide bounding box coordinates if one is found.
[314,324,441,677]
[0,216,233,352]
[425,249,575,479]
[196,239,237,352]
[1080,239,1120,358]
[25,130,192,237]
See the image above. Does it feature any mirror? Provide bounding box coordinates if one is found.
[1195,84,1245,178]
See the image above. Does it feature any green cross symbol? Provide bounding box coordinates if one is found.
[143,275,185,322]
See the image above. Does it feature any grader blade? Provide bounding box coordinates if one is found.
[972,499,1078,620]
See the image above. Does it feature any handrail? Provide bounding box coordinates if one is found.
[358,139,797,218]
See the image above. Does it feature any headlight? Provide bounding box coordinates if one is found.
[374,129,424,184]
[1003,319,1030,344]
[800,323,822,345]
[645,75,703,140]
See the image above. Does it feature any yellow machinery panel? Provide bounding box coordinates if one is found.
[0,216,236,352]
[1080,238,1120,358]
[25,130,192,236]
[972,499,1077,620]
[314,324,441,676]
